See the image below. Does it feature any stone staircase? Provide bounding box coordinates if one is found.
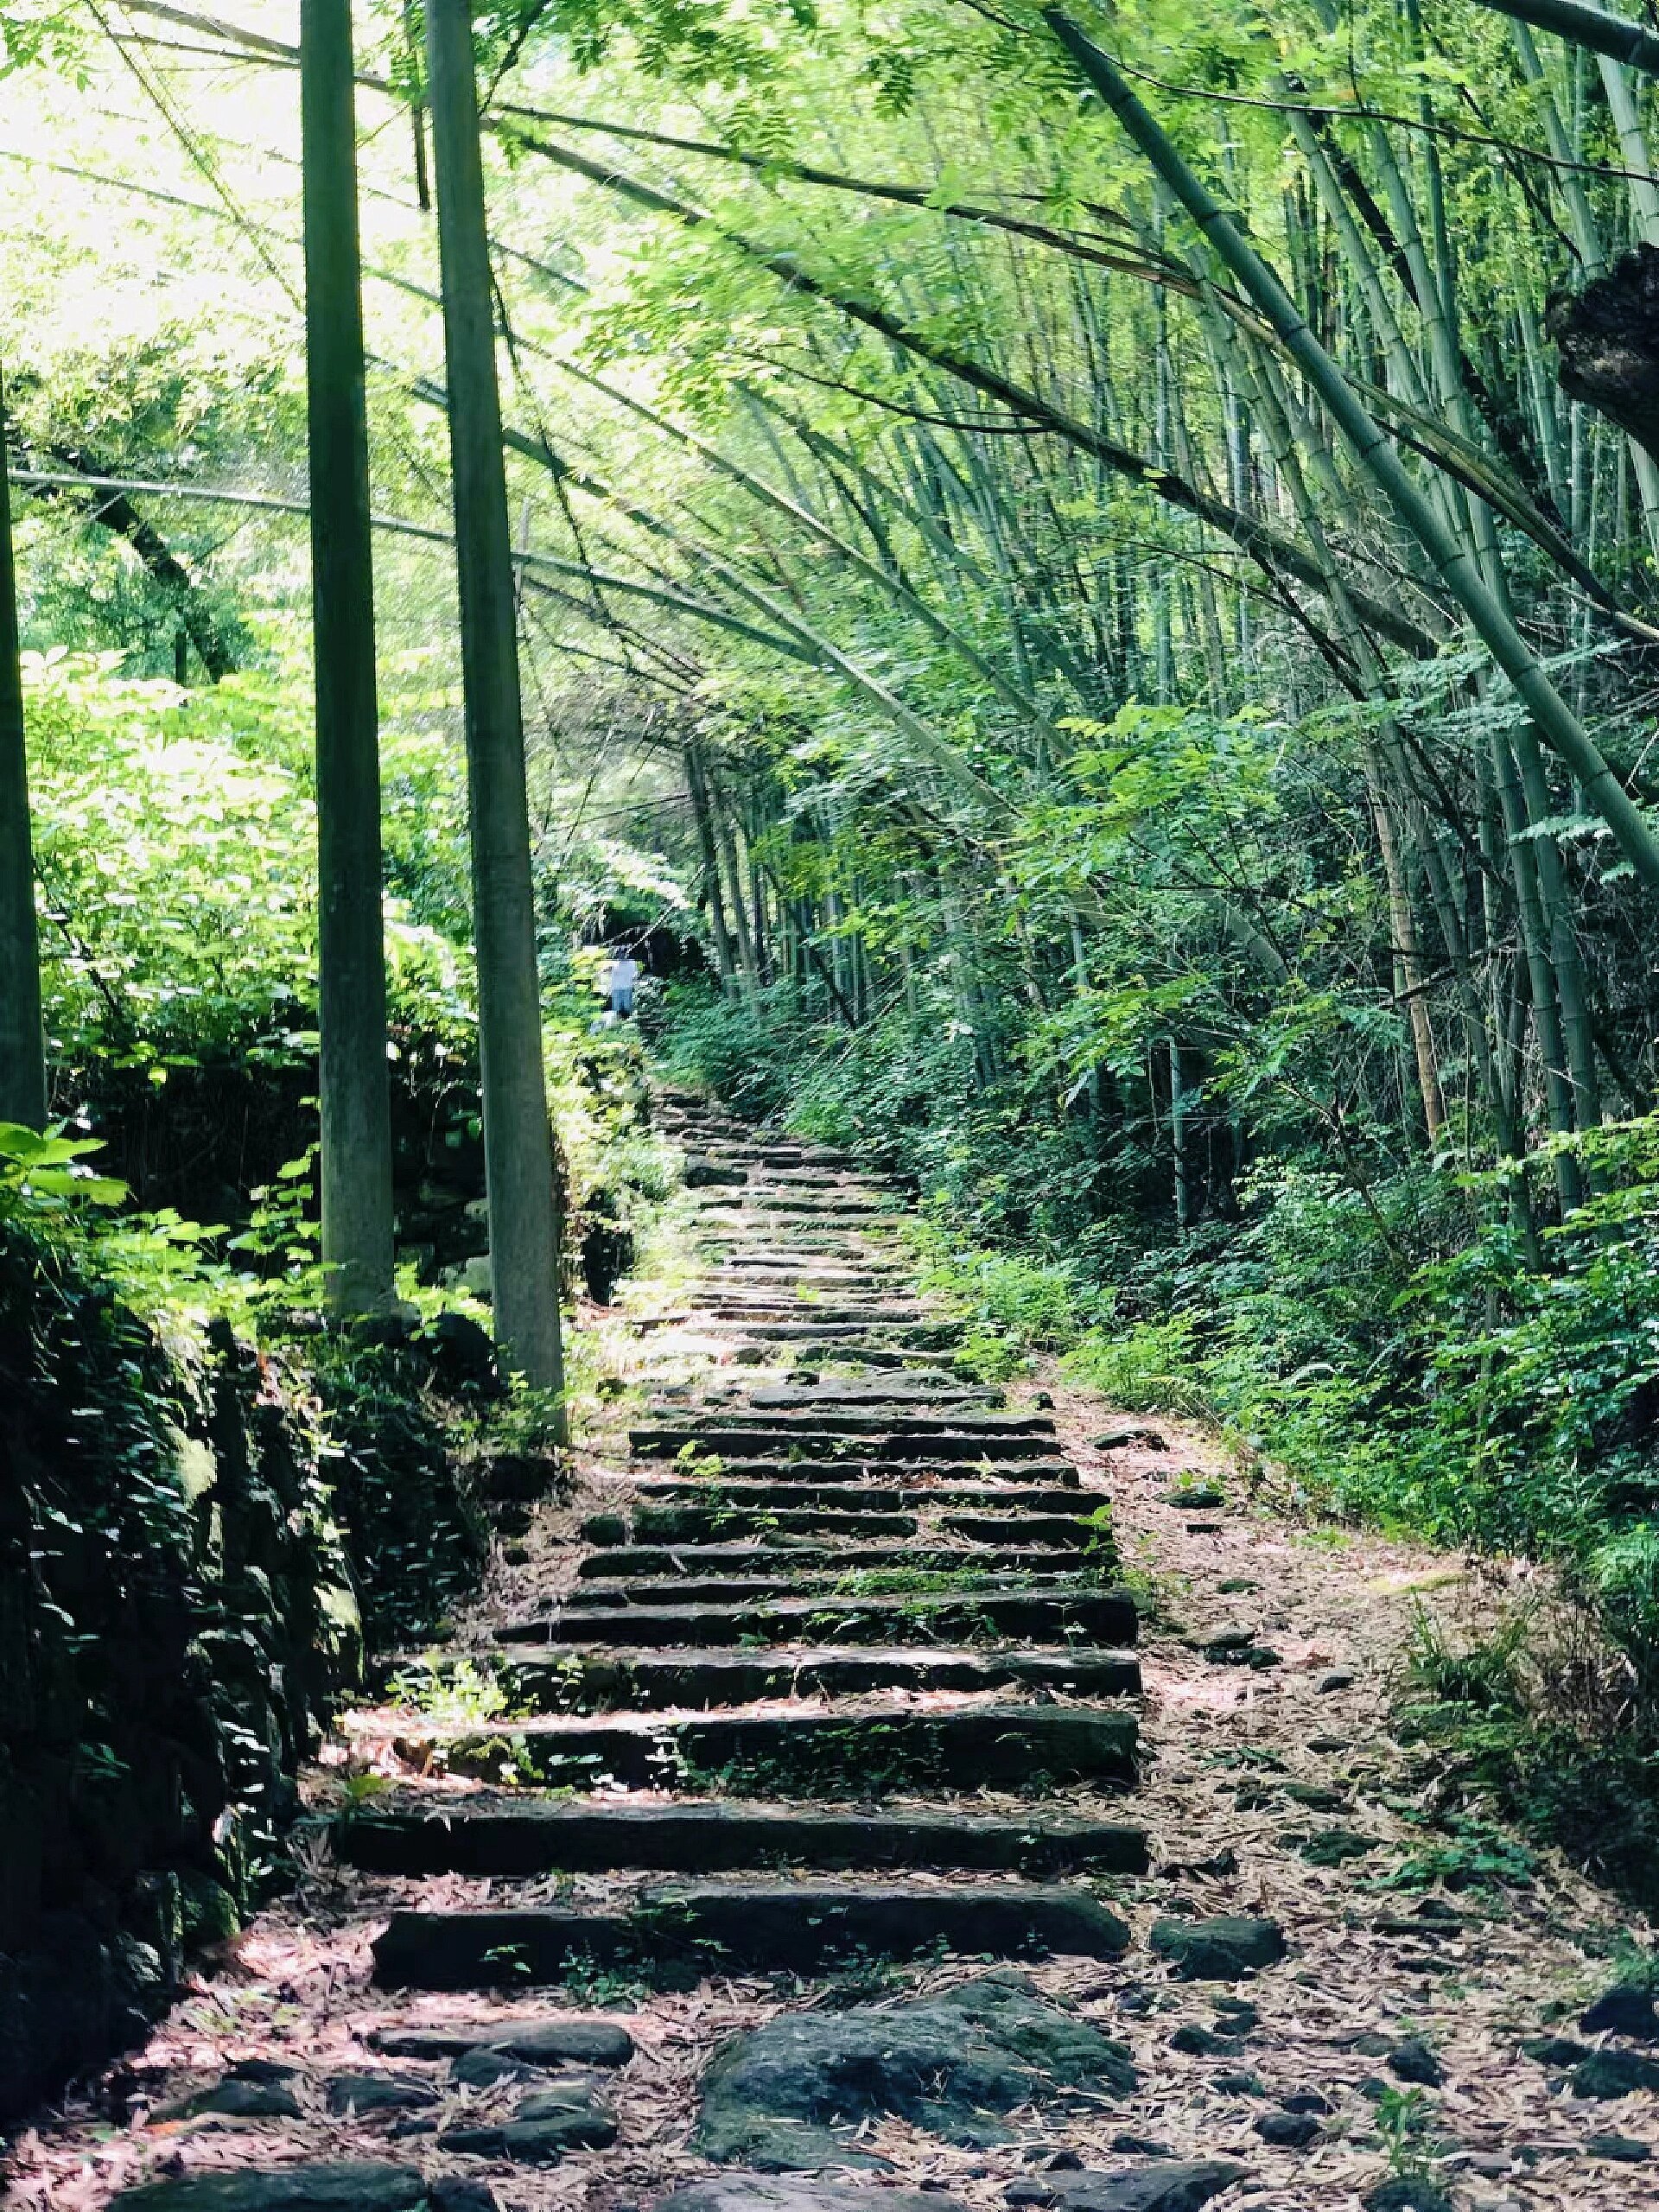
[340,1090,1148,1993]
[93,1090,1202,2212]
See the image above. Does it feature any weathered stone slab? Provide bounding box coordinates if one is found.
[365,2018,634,2066]
[372,1882,1131,1987]
[1148,1916,1286,1980]
[342,1797,1148,1878]
[499,1586,1138,1649]
[113,2166,429,2212]
[423,1703,1138,1794]
[696,1973,1136,2171]
[1037,2168,1249,2212]
[658,2183,964,2212]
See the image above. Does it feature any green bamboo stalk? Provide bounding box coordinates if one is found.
[1045,9,1659,893]
[302,0,396,1316]
[425,0,565,1405]
[0,368,45,1129]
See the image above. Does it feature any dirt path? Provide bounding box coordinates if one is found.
[3,1094,1654,2212]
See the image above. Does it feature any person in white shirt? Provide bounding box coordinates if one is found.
[607,949,641,1016]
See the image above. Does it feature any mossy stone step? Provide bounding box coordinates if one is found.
[703,1292,938,1309]
[563,1564,1112,1607]
[642,1405,1057,1436]
[409,1701,1139,1793]
[498,1585,1138,1649]
[372,1880,1132,1986]
[474,1641,1141,1710]
[111,2170,430,2212]
[630,1480,1087,1513]
[597,1504,919,1543]
[647,1453,1079,1485]
[340,1796,1149,1877]
[579,1538,1098,1582]
[632,1425,1058,1463]
[702,1321,962,1347]
[585,1508,1095,1551]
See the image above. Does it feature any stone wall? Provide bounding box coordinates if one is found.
[0,1230,364,2119]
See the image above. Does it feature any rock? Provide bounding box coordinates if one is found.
[1352,2032,1393,2056]
[429,2186,501,2212]
[1165,1485,1225,1510]
[1160,1848,1237,1880]
[1288,1827,1374,1867]
[1363,2182,1454,2212]
[1280,2089,1332,2114]
[1317,1669,1356,1693]
[1569,2047,1659,2098]
[429,1311,503,1396]
[1216,1579,1256,1593]
[656,2183,964,2212]
[1582,1983,1659,2040]
[1167,2024,1236,2056]
[483,1453,560,1503]
[112,2168,429,2212]
[178,1874,242,1948]
[696,1974,1137,2171]
[1243,1648,1281,1669]
[1041,2165,1249,2212]
[1386,2039,1443,2087]
[368,2018,635,2067]
[1091,1427,1167,1452]
[1149,1916,1286,1980]
[1200,1628,1255,1656]
[1007,2185,1054,2207]
[449,2046,541,2088]
[164,2076,303,2120]
[1253,2112,1319,2148]
[1211,1999,1256,2031]
[1212,2071,1265,2096]
[325,2073,439,2116]
[1586,2133,1652,2161]
[685,1160,749,1187]
[1108,2139,1173,2158]
[439,2089,619,2163]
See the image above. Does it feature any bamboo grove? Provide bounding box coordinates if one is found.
[11,0,1659,1571]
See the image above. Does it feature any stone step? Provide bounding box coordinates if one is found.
[563,1566,1098,1608]
[643,1455,1079,1484]
[404,1702,1138,1792]
[599,1504,919,1543]
[744,1379,1002,1408]
[340,1795,1149,1876]
[645,1407,1057,1438]
[467,1641,1141,1711]
[372,1880,1131,1986]
[703,1292,938,1309]
[579,1530,1096,1583]
[499,1586,1138,1648]
[710,1259,906,1278]
[627,1480,1088,1513]
[701,1321,961,1347]
[601,1501,1091,1541]
[632,1424,1057,1463]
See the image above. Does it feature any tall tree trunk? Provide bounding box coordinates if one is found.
[426,0,566,1408]
[0,376,45,1129]
[302,0,396,1315]
[686,740,738,988]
